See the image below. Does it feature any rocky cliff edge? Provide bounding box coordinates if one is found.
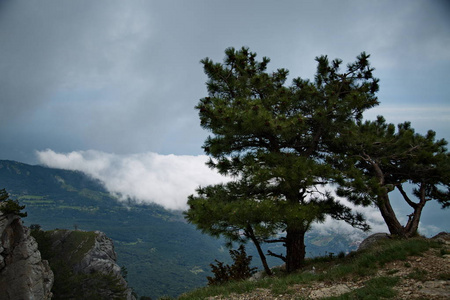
[1,207,135,299]
[0,210,54,300]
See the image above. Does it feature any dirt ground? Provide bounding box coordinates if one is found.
[208,235,450,300]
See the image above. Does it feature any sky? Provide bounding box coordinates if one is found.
[1,0,449,236]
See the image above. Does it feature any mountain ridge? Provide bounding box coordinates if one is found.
[0,159,363,299]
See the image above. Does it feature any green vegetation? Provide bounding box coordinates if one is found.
[1,159,362,299]
[437,272,450,280]
[207,245,257,285]
[324,276,400,300]
[406,268,428,281]
[0,160,230,299]
[0,188,27,217]
[179,238,437,299]
[30,228,128,299]
[335,116,450,238]
[186,47,376,273]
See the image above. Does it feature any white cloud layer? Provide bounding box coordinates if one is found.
[36,149,446,237]
[36,149,229,210]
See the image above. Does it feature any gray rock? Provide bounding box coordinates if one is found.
[357,233,390,251]
[74,230,134,299]
[51,229,135,300]
[0,210,54,300]
[431,232,450,244]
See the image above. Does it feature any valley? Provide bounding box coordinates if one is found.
[0,160,361,299]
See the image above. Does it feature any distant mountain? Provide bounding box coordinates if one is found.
[0,160,361,299]
[0,160,229,298]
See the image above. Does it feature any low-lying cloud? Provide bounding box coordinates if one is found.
[36,149,445,237]
[36,149,229,210]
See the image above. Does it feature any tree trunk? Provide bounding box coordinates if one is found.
[377,193,407,237]
[285,227,306,272]
[378,191,427,238]
[404,205,424,238]
[404,186,427,238]
[245,226,272,276]
[253,238,272,276]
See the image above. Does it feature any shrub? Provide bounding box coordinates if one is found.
[0,188,27,217]
[207,245,257,285]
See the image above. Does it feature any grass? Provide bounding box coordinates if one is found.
[437,272,450,280]
[406,268,428,281]
[323,276,400,300]
[177,237,439,300]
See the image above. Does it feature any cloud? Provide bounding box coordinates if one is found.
[36,149,447,237]
[310,185,449,240]
[36,149,229,210]
[2,0,450,165]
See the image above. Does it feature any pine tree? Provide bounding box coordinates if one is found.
[334,116,450,237]
[185,47,377,272]
[0,188,27,217]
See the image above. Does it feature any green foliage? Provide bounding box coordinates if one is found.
[0,160,231,299]
[406,268,428,281]
[0,188,27,217]
[51,263,128,300]
[121,266,128,280]
[30,227,54,259]
[1,160,365,299]
[334,116,449,237]
[187,47,378,272]
[324,276,399,299]
[437,272,450,280]
[207,245,257,285]
[31,228,128,299]
[207,260,230,285]
[181,237,434,300]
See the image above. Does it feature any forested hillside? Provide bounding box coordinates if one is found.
[0,160,361,299]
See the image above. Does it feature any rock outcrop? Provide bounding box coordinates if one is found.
[74,230,122,276]
[0,211,54,300]
[1,204,134,300]
[357,232,390,251]
[45,229,135,300]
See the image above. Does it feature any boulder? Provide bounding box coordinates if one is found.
[357,233,390,251]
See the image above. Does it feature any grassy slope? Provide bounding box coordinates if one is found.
[179,237,448,300]
[0,160,369,299]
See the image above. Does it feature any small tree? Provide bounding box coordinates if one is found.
[186,47,376,272]
[334,116,449,237]
[207,245,257,285]
[186,180,279,275]
[0,188,27,217]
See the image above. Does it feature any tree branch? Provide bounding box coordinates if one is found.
[396,184,418,209]
[264,238,286,244]
[267,250,286,262]
[362,152,385,185]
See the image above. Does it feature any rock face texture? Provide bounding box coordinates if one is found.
[47,229,135,300]
[0,211,54,300]
[81,231,135,300]
[357,232,390,251]
[75,230,122,276]
[0,208,134,300]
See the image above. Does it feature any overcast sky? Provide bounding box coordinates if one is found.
[1,1,449,234]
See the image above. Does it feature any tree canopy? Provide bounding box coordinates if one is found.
[334,116,450,237]
[0,188,27,218]
[185,47,377,272]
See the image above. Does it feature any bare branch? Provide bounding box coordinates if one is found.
[396,185,418,209]
[267,250,286,262]
[264,238,286,244]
